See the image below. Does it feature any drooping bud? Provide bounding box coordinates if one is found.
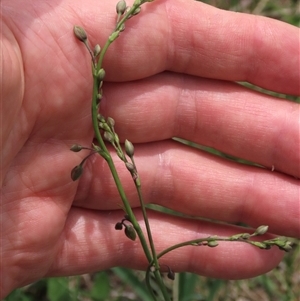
[73,25,88,42]
[71,165,83,181]
[70,144,83,152]
[93,44,101,57]
[116,0,127,15]
[124,224,136,241]
[124,214,130,221]
[115,222,123,230]
[125,139,134,157]
[167,267,175,280]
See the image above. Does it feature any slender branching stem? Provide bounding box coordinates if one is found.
[72,1,293,300]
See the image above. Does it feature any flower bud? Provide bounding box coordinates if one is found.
[107,117,115,128]
[207,240,219,247]
[167,267,175,280]
[279,241,293,252]
[93,44,101,57]
[115,222,123,230]
[71,165,83,181]
[116,0,127,15]
[70,144,83,152]
[252,241,268,249]
[119,23,125,32]
[97,114,105,122]
[240,233,251,240]
[125,225,136,241]
[97,68,106,81]
[125,139,134,157]
[254,225,269,236]
[109,31,120,42]
[132,7,141,15]
[73,25,87,42]
[104,131,114,143]
[125,162,135,173]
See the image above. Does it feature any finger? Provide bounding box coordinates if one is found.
[0,22,25,182]
[101,73,300,178]
[3,0,299,95]
[74,140,300,238]
[87,0,298,94]
[48,208,284,280]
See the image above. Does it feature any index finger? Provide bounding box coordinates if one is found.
[3,0,299,94]
[96,0,299,94]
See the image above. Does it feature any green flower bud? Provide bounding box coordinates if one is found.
[97,93,102,101]
[104,131,114,143]
[114,133,120,145]
[109,31,120,42]
[97,68,106,81]
[254,225,269,236]
[252,241,268,249]
[240,233,251,240]
[107,117,115,128]
[116,0,127,15]
[278,241,293,252]
[132,7,141,15]
[73,25,87,42]
[97,114,105,122]
[70,144,83,152]
[119,23,125,32]
[125,162,135,173]
[71,165,83,181]
[125,225,136,241]
[125,139,134,157]
[207,240,219,247]
[93,44,101,57]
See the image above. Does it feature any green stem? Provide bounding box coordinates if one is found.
[97,2,143,71]
[90,2,172,300]
[134,179,171,300]
[91,75,153,263]
[132,156,159,268]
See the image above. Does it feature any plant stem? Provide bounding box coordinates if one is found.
[91,78,153,263]
[90,2,173,299]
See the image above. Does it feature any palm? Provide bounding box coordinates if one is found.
[1,0,299,297]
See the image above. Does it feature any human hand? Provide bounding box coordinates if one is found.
[1,0,299,298]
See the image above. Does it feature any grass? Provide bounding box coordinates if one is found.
[4,1,299,301]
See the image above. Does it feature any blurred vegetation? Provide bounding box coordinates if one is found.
[4,0,299,301]
[199,0,300,26]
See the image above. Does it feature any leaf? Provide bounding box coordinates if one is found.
[90,272,110,301]
[112,268,153,301]
[47,277,71,301]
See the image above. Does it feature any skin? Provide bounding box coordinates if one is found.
[1,0,299,298]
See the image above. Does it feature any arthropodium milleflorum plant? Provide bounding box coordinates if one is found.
[71,1,293,300]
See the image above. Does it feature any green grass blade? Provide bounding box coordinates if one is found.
[47,277,71,301]
[178,272,204,301]
[111,268,154,301]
